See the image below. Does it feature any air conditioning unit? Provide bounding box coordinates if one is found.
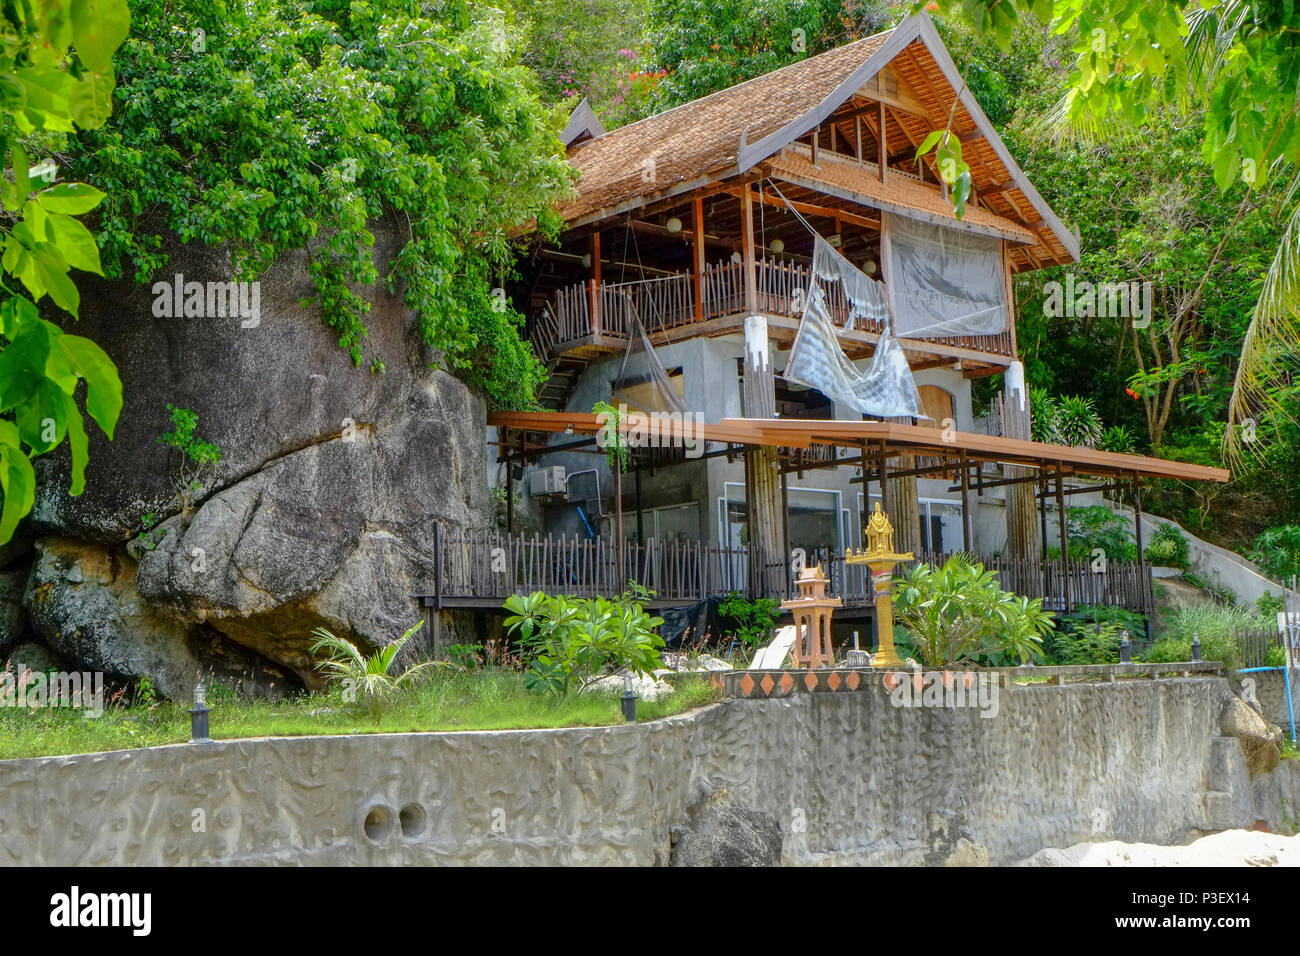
[529,465,567,497]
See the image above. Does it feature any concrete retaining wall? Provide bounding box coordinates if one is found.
[0,676,1272,865]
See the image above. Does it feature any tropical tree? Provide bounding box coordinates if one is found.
[0,0,130,544]
[893,554,1054,666]
[918,0,1300,466]
[72,0,576,410]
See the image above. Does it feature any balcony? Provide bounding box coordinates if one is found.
[528,256,1014,367]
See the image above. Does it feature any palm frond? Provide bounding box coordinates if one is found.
[1225,197,1300,466]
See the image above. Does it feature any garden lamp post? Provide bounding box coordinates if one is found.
[191,680,211,743]
[621,672,637,722]
[846,502,914,668]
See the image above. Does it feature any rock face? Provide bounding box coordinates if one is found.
[0,569,30,658]
[8,221,492,695]
[22,538,301,700]
[1221,695,1283,777]
[670,787,783,866]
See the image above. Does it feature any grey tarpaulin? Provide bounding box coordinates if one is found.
[783,235,925,419]
[611,306,689,414]
[888,214,1007,339]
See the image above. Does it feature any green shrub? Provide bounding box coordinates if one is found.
[1266,645,1290,668]
[1258,591,1286,618]
[503,585,666,697]
[1044,621,1125,665]
[894,554,1054,666]
[719,591,782,649]
[1098,424,1137,454]
[1140,602,1266,671]
[310,622,440,725]
[1249,526,1300,585]
[1144,523,1190,570]
[1065,506,1138,563]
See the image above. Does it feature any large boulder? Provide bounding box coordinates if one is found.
[23,537,301,700]
[22,221,491,685]
[0,568,30,658]
[1221,695,1283,777]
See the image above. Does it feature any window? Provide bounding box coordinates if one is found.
[860,493,963,555]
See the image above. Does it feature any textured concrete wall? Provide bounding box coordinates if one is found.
[0,676,1258,866]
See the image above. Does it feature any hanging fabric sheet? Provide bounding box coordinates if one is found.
[610,305,689,415]
[887,214,1007,339]
[784,235,925,419]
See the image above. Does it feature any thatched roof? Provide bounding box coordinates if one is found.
[558,14,1077,270]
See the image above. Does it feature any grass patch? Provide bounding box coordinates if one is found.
[0,670,721,762]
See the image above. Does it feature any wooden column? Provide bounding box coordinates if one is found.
[693,194,705,320]
[1133,476,1148,616]
[1056,468,1070,612]
[959,457,973,553]
[741,183,757,313]
[742,314,783,598]
[1000,369,1041,565]
[855,115,863,161]
[877,100,887,184]
[589,230,602,336]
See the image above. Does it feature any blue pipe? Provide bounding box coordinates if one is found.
[1237,665,1296,743]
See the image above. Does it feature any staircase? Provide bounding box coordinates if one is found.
[536,353,591,411]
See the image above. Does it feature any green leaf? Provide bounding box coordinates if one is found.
[36,181,105,215]
[16,67,75,130]
[914,129,945,159]
[71,0,131,73]
[14,377,68,453]
[68,68,115,128]
[0,422,36,543]
[45,211,102,274]
[58,333,122,438]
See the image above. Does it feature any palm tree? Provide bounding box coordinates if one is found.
[309,622,439,725]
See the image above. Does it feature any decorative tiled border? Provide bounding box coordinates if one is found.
[715,668,874,699]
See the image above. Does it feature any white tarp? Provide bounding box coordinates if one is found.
[783,236,925,419]
[888,215,1007,339]
[611,308,689,415]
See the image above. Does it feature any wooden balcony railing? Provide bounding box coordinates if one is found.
[531,256,1014,361]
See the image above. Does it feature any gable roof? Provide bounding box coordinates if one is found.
[557,13,1078,270]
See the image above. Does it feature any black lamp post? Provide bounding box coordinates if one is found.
[191,681,211,742]
[1119,631,1132,664]
[1191,631,1203,663]
[621,673,637,722]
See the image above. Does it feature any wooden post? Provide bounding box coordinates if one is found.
[1133,476,1148,616]
[877,100,887,184]
[960,457,973,553]
[855,114,863,162]
[1056,468,1070,612]
[589,230,602,336]
[635,463,644,545]
[742,313,782,598]
[432,521,443,656]
[741,183,757,313]
[615,458,625,586]
[811,125,819,167]
[781,469,791,598]
[693,194,705,320]
[505,459,514,533]
[1039,473,1050,600]
[877,442,890,515]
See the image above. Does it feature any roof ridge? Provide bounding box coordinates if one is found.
[570,27,896,148]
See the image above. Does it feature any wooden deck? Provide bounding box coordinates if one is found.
[416,527,1154,615]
